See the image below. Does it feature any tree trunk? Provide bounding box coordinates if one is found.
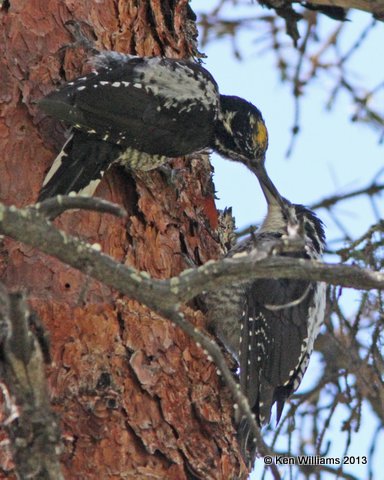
[0,1,247,478]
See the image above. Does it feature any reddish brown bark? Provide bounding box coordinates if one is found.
[0,1,247,478]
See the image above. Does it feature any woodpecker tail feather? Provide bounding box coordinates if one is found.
[38,130,123,201]
[237,417,257,469]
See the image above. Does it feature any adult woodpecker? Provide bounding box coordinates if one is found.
[38,51,268,200]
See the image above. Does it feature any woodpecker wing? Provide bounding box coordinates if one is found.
[38,130,124,200]
[39,54,219,158]
[240,274,319,425]
[238,275,321,465]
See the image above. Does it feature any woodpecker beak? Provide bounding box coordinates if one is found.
[251,163,285,209]
[251,162,301,233]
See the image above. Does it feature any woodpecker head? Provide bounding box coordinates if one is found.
[214,95,268,168]
[256,168,326,254]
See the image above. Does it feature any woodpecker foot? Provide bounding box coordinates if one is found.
[60,20,99,56]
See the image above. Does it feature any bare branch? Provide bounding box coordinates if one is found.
[303,0,384,19]
[33,195,127,220]
[311,182,384,211]
[0,284,63,480]
[0,203,382,306]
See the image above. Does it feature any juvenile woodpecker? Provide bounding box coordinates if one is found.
[38,52,268,200]
[205,170,326,464]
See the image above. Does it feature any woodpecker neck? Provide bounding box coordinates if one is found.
[258,201,326,255]
[251,165,299,236]
[258,203,287,234]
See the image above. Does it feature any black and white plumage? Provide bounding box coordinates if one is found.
[205,172,326,464]
[38,51,268,200]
